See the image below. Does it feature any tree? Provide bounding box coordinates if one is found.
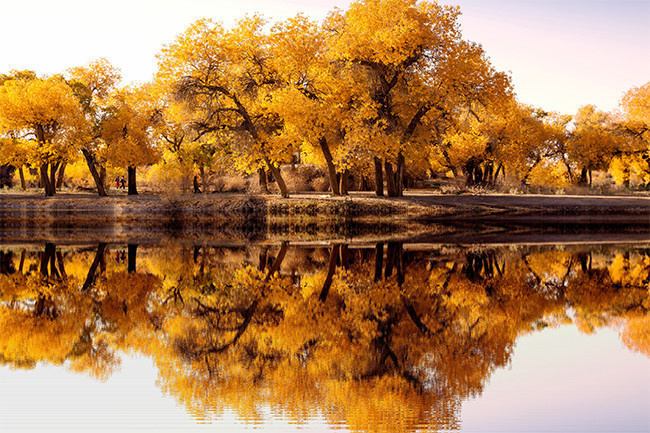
[158,17,293,197]
[67,58,122,196]
[0,75,86,196]
[102,85,160,195]
[326,0,511,196]
[609,82,650,187]
[567,105,616,185]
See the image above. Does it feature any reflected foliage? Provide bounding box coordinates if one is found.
[0,242,648,431]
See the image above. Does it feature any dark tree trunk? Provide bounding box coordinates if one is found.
[339,244,350,269]
[19,250,25,273]
[319,244,340,302]
[264,159,288,198]
[56,252,67,279]
[49,162,58,195]
[464,162,475,186]
[18,166,26,190]
[128,166,138,195]
[258,167,269,193]
[319,137,340,195]
[374,243,384,282]
[385,160,397,197]
[494,163,503,181]
[56,162,67,189]
[193,175,201,193]
[99,165,107,192]
[484,162,494,185]
[127,244,138,273]
[374,157,384,196]
[258,247,268,271]
[40,243,54,276]
[82,243,107,291]
[265,242,288,281]
[578,167,588,185]
[339,169,349,196]
[40,163,54,196]
[474,165,483,185]
[360,175,371,191]
[396,153,405,196]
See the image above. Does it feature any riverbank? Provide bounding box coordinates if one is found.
[1,190,649,225]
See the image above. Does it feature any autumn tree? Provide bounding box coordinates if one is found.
[567,105,617,185]
[157,16,293,197]
[102,85,160,195]
[66,58,122,196]
[326,0,511,196]
[0,74,86,196]
[609,82,650,187]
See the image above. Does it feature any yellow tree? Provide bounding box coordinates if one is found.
[0,75,86,196]
[610,82,650,187]
[268,14,373,195]
[157,16,293,197]
[102,85,160,195]
[66,58,122,196]
[567,105,616,185]
[326,0,511,196]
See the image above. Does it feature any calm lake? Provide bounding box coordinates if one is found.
[1,236,648,432]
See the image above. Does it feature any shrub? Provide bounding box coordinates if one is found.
[282,164,329,193]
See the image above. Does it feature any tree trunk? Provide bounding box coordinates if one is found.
[474,165,483,186]
[484,162,494,185]
[396,152,405,197]
[82,243,107,291]
[374,156,384,196]
[128,166,138,195]
[319,244,340,302]
[264,158,288,198]
[578,167,588,185]
[199,166,208,193]
[258,167,269,193]
[193,175,201,193]
[319,137,340,195]
[339,169,349,195]
[127,244,138,273]
[360,175,371,191]
[40,163,53,196]
[56,162,67,189]
[18,166,26,190]
[522,157,541,186]
[49,162,58,195]
[464,162,475,186]
[374,243,384,282]
[385,160,397,197]
[588,169,592,186]
[81,149,108,196]
[494,164,503,181]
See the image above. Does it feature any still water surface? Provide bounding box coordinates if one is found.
[0,240,648,432]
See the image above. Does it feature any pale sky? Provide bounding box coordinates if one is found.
[1,0,648,115]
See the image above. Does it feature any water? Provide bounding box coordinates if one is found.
[0,238,648,432]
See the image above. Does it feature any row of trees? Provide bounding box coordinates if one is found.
[1,242,647,430]
[0,0,648,197]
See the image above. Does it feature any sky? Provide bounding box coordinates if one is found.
[1,0,648,115]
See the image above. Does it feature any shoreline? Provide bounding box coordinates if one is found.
[1,190,649,225]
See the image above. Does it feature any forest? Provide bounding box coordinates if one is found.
[0,0,648,198]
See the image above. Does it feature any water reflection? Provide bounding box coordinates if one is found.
[0,242,648,431]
